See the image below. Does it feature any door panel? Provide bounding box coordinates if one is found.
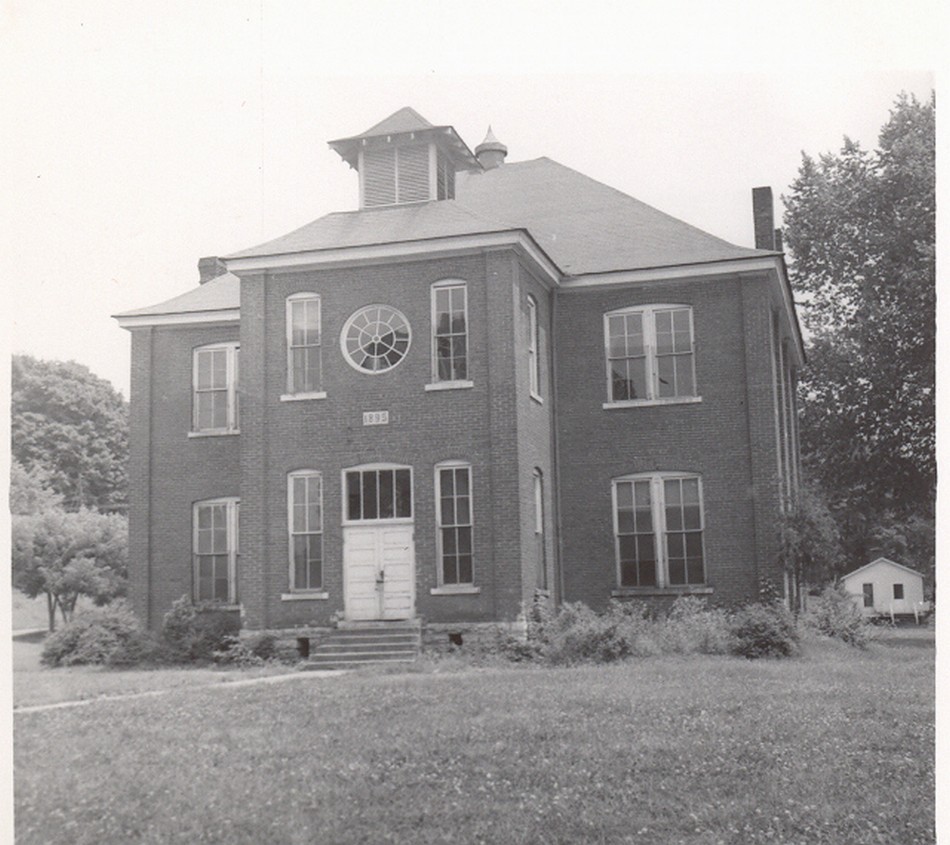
[343,525,414,621]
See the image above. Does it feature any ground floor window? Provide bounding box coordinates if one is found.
[289,471,323,590]
[863,583,874,607]
[893,583,904,600]
[612,473,705,588]
[436,463,473,585]
[193,497,239,603]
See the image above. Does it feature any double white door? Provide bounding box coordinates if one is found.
[343,524,414,621]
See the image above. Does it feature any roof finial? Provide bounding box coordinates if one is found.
[475,125,507,170]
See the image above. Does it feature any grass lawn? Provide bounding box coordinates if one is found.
[12,637,296,708]
[14,638,933,845]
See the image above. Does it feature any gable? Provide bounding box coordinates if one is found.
[841,557,923,583]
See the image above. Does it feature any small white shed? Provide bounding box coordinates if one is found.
[840,557,928,620]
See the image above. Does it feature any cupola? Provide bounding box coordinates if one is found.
[329,107,482,209]
[475,126,507,170]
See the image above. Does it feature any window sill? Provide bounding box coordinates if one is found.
[281,592,329,601]
[280,392,327,402]
[530,392,544,405]
[187,430,240,438]
[602,396,702,410]
[425,380,474,392]
[195,603,242,611]
[611,586,713,597]
[430,585,481,596]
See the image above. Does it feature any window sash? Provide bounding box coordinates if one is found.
[437,465,473,586]
[193,499,238,603]
[432,284,468,382]
[345,468,412,522]
[193,345,239,432]
[527,296,540,397]
[605,306,695,402]
[287,296,322,394]
[289,472,323,591]
[613,475,704,589]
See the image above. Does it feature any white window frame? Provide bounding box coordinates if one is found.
[603,304,700,408]
[192,497,239,604]
[611,472,707,591]
[427,280,473,391]
[191,342,239,435]
[287,470,326,596]
[283,293,325,401]
[341,463,414,525]
[432,461,478,593]
[527,295,541,401]
[340,305,412,375]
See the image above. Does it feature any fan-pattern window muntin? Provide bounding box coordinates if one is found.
[288,471,323,591]
[605,305,696,402]
[437,463,473,586]
[432,282,468,382]
[613,474,705,589]
[341,305,411,374]
[345,466,413,522]
[287,294,322,394]
[193,343,239,432]
[193,498,239,603]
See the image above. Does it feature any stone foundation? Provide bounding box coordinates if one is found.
[421,618,527,654]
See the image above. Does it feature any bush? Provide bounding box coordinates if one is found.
[729,602,800,659]
[543,602,635,665]
[212,632,282,666]
[162,596,241,661]
[41,601,158,667]
[803,583,873,647]
[658,596,735,655]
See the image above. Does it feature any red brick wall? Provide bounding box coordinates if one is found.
[554,273,781,609]
[129,323,241,628]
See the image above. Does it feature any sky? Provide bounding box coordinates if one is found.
[0,1,938,398]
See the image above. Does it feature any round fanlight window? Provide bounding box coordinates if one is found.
[341,305,412,374]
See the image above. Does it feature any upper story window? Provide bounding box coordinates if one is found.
[612,473,705,589]
[286,294,322,396]
[288,471,323,592]
[527,295,541,400]
[604,305,696,405]
[192,343,239,434]
[193,497,239,603]
[341,305,411,374]
[431,281,469,385]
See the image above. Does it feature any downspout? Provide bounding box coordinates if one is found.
[551,287,565,606]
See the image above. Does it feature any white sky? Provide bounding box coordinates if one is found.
[0,1,937,397]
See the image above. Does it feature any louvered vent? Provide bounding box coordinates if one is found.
[396,145,429,203]
[363,148,397,207]
[436,154,455,200]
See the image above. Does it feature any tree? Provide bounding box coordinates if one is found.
[783,92,935,573]
[12,355,129,511]
[12,509,128,631]
[10,460,63,515]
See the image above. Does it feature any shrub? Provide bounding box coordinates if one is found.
[41,601,158,667]
[162,596,241,661]
[659,596,735,655]
[543,602,634,665]
[803,583,873,647]
[730,602,800,659]
[212,632,282,666]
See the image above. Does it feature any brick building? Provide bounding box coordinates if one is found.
[116,107,804,644]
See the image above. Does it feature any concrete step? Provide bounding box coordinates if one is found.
[314,641,418,654]
[303,650,418,670]
[328,631,420,643]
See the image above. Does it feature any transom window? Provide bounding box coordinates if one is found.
[613,473,705,589]
[345,466,412,521]
[437,463,473,586]
[288,471,323,591]
[287,294,322,394]
[341,305,411,374]
[605,305,696,403]
[193,498,239,603]
[432,282,468,382]
[193,343,239,433]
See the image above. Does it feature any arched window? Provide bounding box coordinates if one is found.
[288,470,323,591]
[431,280,469,384]
[286,293,323,396]
[192,342,239,433]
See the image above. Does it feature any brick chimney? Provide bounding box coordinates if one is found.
[752,187,776,250]
[198,256,227,284]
